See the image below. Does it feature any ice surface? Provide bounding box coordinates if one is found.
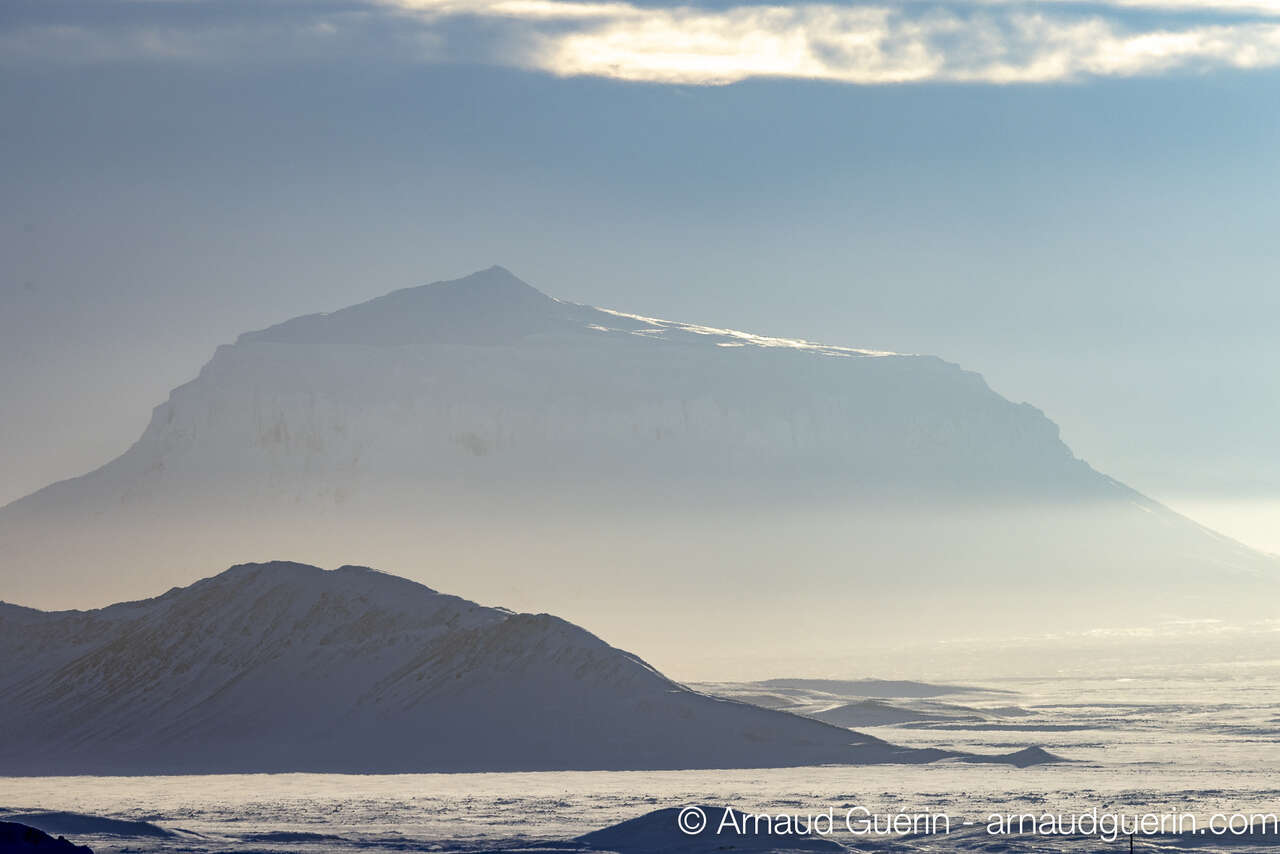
[0,813,172,839]
[2,669,1279,853]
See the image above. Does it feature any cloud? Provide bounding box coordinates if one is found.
[5,0,1280,83]
[527,5,1280,84]
[388,0,1280,83]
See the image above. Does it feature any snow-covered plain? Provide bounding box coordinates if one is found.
[4,665,1280,853]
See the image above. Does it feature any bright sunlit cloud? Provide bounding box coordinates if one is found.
[525,5,1280,84]
[6,0,1280,83]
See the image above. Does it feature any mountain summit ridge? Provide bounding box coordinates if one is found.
[232,265,897,356]
[236,266,571,347]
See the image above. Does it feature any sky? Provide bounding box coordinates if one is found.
[1,0,1278,553]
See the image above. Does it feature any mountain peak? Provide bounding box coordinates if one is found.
[238,267,565,347]
[464,264,529,285]
[421,264,550,301]
[170,561,468,619]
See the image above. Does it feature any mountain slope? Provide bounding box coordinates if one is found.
[0,561,1010,774]
[0,267,1274,674]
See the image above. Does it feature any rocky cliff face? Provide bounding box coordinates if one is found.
[13,267,1093,508]
[1,268,1274,673]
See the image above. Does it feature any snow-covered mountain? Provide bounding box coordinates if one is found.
[0,268,1274,674]
[0,561,1028,774]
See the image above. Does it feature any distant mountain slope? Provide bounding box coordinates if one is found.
[0,268,1274,673]
[6,267,1097,509]
[0,562,1043,774]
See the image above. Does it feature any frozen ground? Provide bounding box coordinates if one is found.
[3,665,1280,853]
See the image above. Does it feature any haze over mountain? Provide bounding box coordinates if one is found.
[0,561,1044,774]
[0,268,1274,677]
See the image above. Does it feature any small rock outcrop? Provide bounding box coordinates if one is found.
[0,822,92,854]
